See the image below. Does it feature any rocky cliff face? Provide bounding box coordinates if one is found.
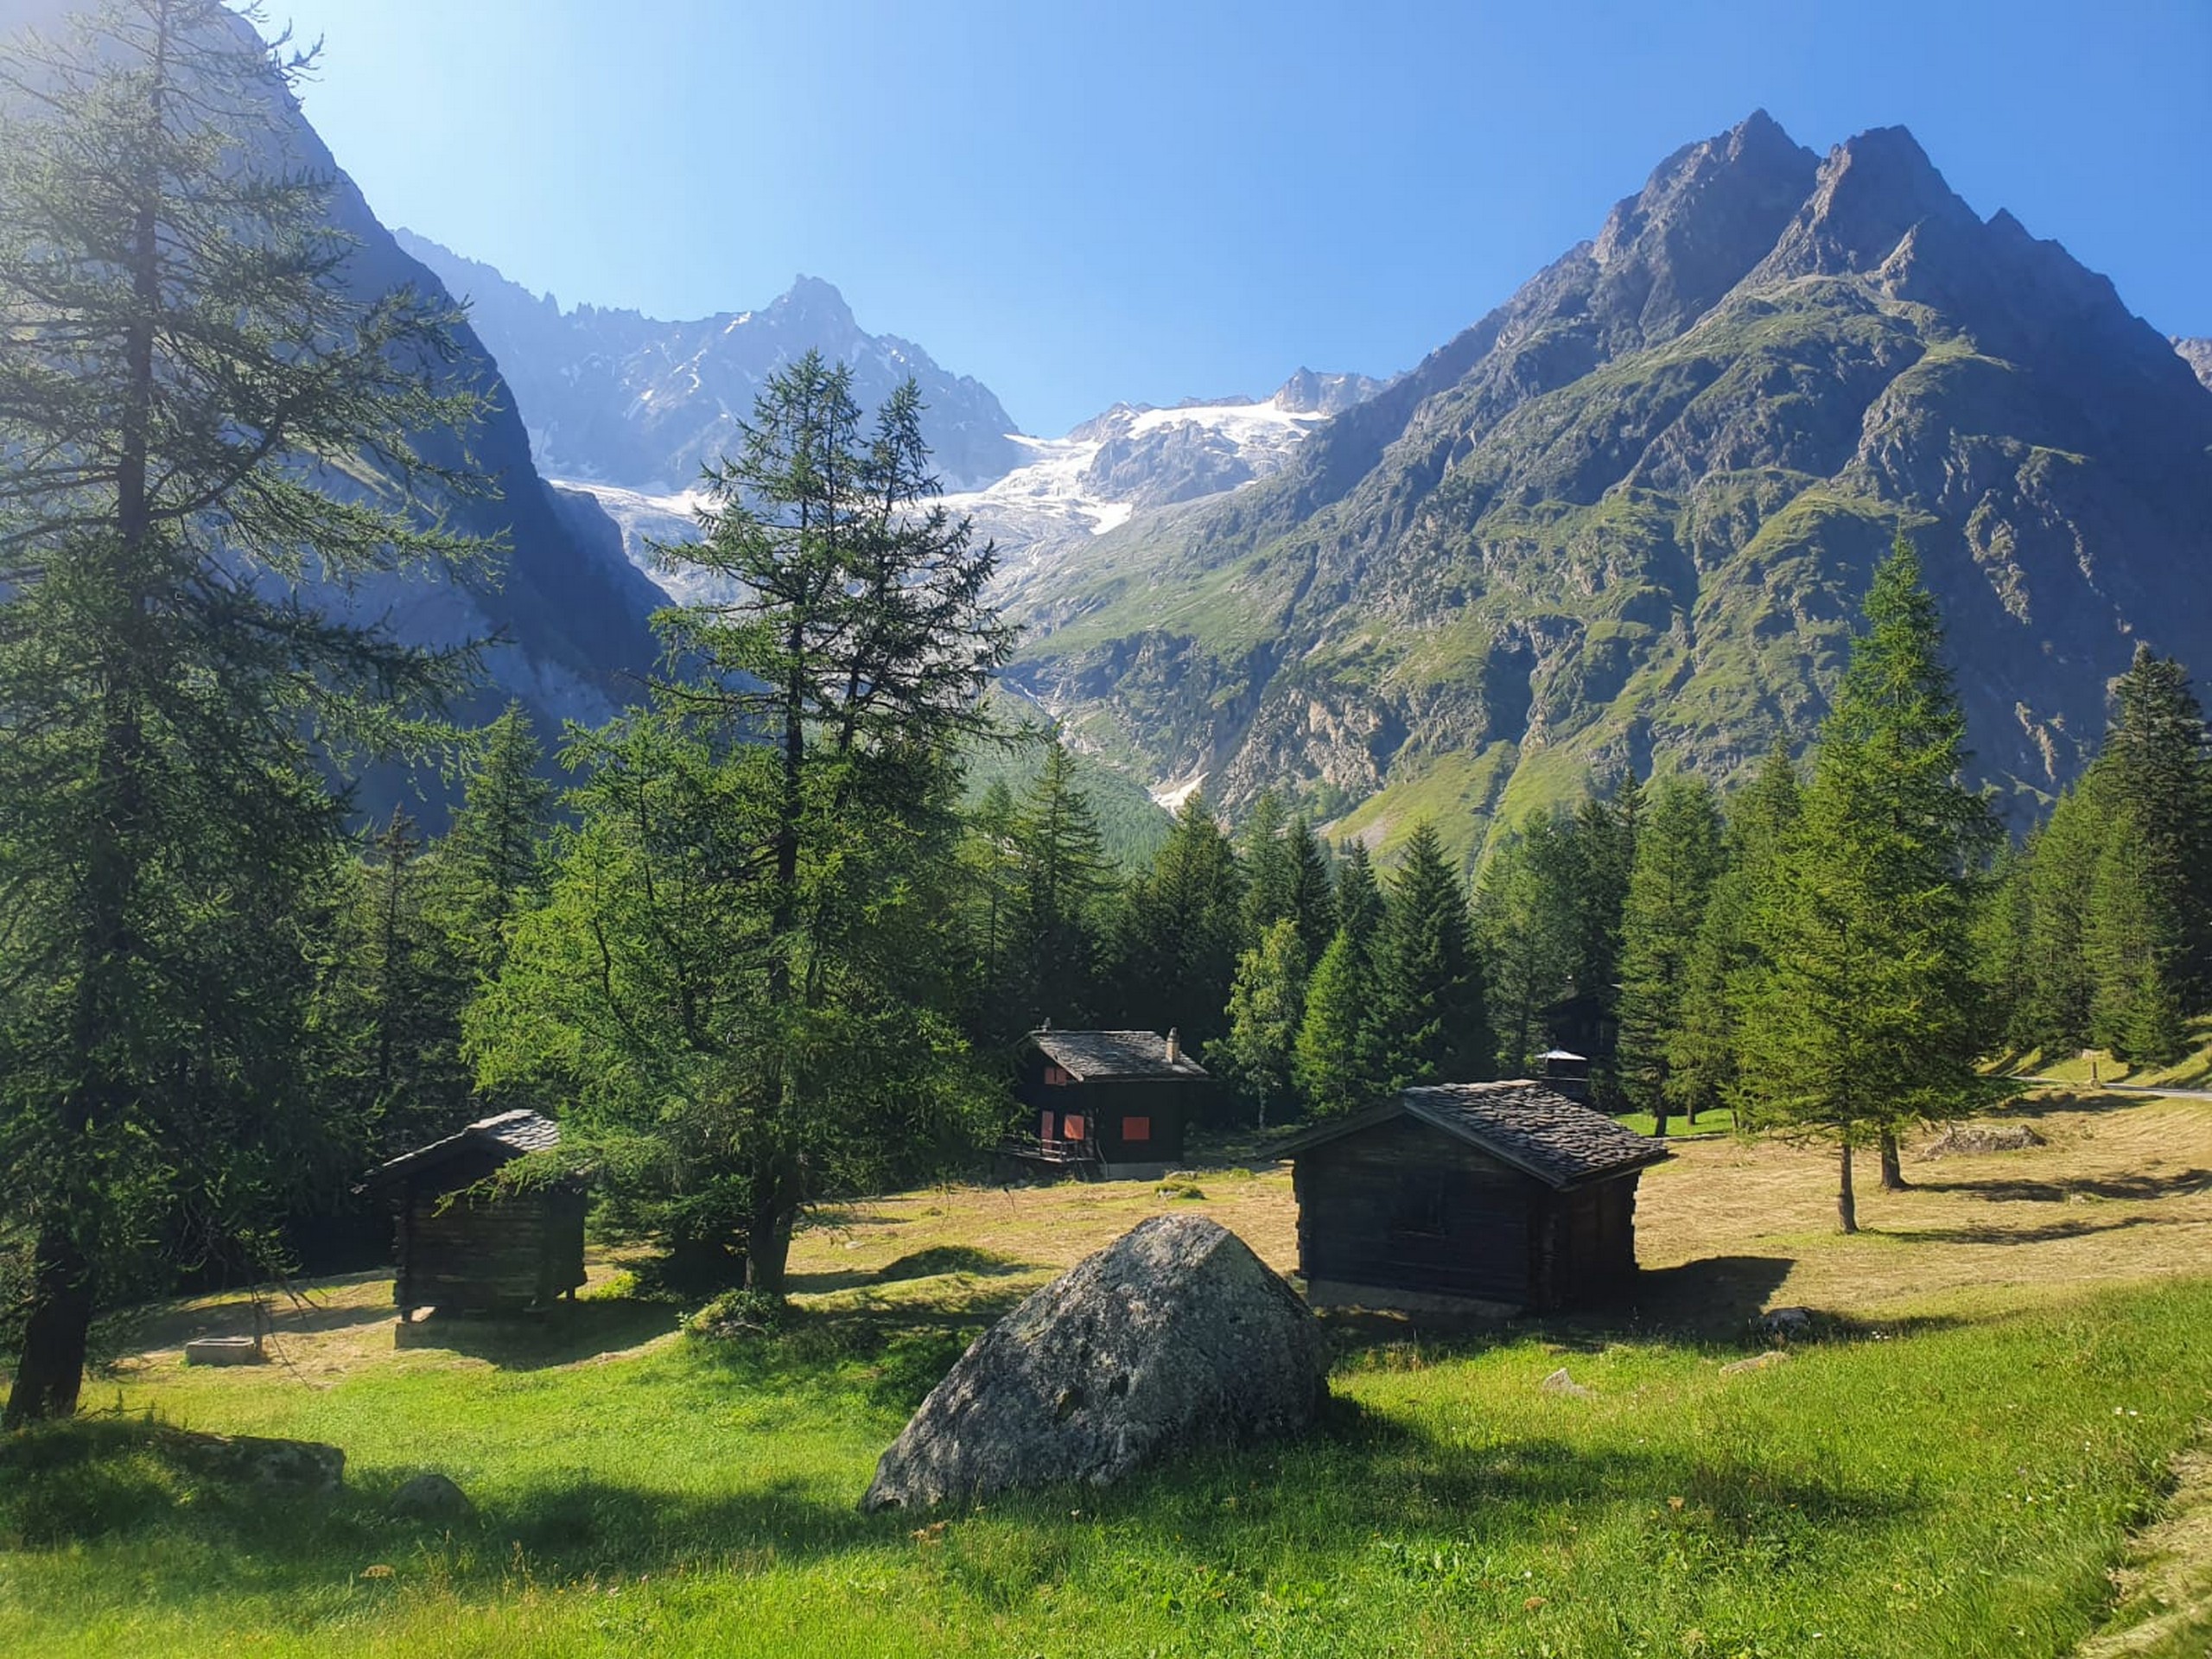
[1005,113,2212,853]
[396,233,1022,493]
[2179,337,2212,392]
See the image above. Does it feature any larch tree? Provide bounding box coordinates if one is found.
[1736,537,1995,1231]
[1293,840,1385,1115]
[1109,792,1243,1048]
[1007,736,1112,1031]
[1222,918,1307,1127]
[0,0,491,1424]
[1471,809,1578,1077]
[473,355,1013,1294]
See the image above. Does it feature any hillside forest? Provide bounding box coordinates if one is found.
[4,0,2212,1455]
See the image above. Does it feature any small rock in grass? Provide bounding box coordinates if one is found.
[388,1471,474,1523]
[1540,1366,1595,1398]
[1760,1306,1815,1338]
[1721,1351,1791,1376]
[166,1428,344,1494]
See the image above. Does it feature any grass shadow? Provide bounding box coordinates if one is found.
[1916,1168,2212,1204]
[397,1297,682,1370]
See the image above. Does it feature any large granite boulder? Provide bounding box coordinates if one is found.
[861,1214,1328,1512]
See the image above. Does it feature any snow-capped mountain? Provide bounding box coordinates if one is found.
[945,371,1384,610]
[557,365,1385,613]
[395,232,1023,493]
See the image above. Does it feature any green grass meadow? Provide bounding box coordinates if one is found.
[3,1275,2208,1657]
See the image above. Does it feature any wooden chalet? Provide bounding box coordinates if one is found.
[1277,1082,1669,1315]
[1008,1027,1210,1179]
[360,1109,587,1322]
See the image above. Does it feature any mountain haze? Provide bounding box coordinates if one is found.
[1003,112,2212,852]
[396,232,1022,492]
[0,0,666,774]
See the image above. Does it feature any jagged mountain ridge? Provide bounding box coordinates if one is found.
[1003,111,2212,853]
[395,232,1021,493]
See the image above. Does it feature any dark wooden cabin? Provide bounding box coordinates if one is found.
[360,1109,587,1319]
[1278,1082,1668,1315]
[1008,1027,1210,1179]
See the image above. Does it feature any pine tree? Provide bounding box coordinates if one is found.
[1471,810,1577,1076]
[2014,782,2107,1054]
[2085,809,2190,1065]
[1372,822,1487,1086]
[1008,738,1111,1031]
[1736,537,1995,1231]
[1283,817,1338,967]
[1236,789,1294,947]
[2097,647,2212,1000]
[1616,775,1726,1135]
[1223,918,1307,1127]
[1676,747,1800,1126]
[433,702,554,981]
[0,1,493,1424]
[1293,840,1386,1115]
[957,778,1022,1044]
[1108,793,1244,1048]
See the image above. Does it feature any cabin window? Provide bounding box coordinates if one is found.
[1039,1111,1053,1141]
[1390,1170,1450,1239]
[1063,1114,1086,1141]
[1044,1064,1073,1087]
[1122,1116,1151,1143]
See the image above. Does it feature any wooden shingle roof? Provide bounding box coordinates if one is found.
[1276,1082,1668,1189]
[359,1109,563,1193]
[1027,1029,1210,1081]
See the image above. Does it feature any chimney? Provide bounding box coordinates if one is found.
[1165,1027,1180,1065]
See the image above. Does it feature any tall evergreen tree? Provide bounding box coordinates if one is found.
[956,777,1023,1045]
[1616,775,1726,1135]
[1471,809,1578,1076]
[0,1,492,1424]
[433,702,554,981]
[1676,747,1800,1122]
[2085,808,2189,1065]
[1007,738,1111,1031]
[2014,782,2105,1053]
[1372,822,1487,1086]
[2096,647,2212,1001]
[1283,816,1338,968]
[1736,537,1995,1231]
[1108,793,1243,1048]
[1236,788,1294,947]
[1293,840,1386,1116]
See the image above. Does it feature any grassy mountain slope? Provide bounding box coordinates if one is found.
[1005,114,2212,860]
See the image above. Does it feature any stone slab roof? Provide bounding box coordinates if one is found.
[1276,1082,1668,1189]
[1027,1029,1210,1081]
[359,1109,563,1192]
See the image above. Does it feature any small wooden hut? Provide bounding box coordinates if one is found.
[360,1109,587,1319]
[1538,1049,1592,1103]
[1278,1082,1668,1315]
[1007,1027,1211,1179]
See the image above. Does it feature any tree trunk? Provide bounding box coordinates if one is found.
[1878,1128,1908,1191]
[1650,1097,1669,1138]
[1837,1141,1859,1234]
[743,1159,801,1298]
[3,1225,95,1427]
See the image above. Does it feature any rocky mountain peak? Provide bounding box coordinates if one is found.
[1272,367,1385,416]
[1586,110,1820,346]
[1759,123,1980,283]
[765,273,858,336]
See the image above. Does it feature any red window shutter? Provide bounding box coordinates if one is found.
[1064,1115,1086,1141]
[1045,1064,1071,1086]
[1039,1112,1053,1140]
[1123,1116,1151,1142]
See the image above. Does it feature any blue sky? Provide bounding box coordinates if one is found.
[260,0,2209,435]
